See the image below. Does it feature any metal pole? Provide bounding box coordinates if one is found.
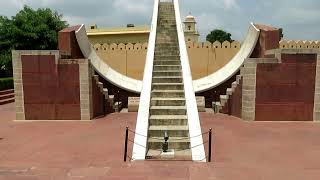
[124,127,129,162]
[228,98,231,116]
[117,90,120,112]
[103,94,106,115]
[208,128,212,162]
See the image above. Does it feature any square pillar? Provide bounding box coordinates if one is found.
[314,54,320,122]
[79,60,93,120]
[241,60,257,121]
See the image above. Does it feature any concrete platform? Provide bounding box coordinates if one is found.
[0,103,320,179]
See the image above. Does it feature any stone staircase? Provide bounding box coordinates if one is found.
[213,75,242,113]
[146,2,191,160]
[0,89,15,105]
[92,74,122,112]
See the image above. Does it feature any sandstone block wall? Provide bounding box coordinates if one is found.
[12,50,92,120]
[255,54,316,121]
[93,41,241,80]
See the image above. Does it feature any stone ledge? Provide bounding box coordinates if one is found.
[241,68,256,75]
[243,79,256,86]
[242,113,255,121]
[313,112,320,121]
[242,85,256,90]
[242,89,255,95]
[266,48,320,55]
[314,93,320,101]
[16,113,25,120]
[246,58,279,64]
[242,106,255,112]
[242,95,255,101]
[243,62,257,67]
[242,101,255,108]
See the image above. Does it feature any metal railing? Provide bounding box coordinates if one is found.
[124,127,213,162]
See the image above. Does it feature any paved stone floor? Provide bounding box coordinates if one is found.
[0,103,320,179]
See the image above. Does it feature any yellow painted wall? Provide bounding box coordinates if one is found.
[92,41,241,80]
[88,33,149,45]
[279,40,320,49]
[94,43,147,80]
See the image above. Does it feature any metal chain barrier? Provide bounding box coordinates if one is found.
[124,127,213,162]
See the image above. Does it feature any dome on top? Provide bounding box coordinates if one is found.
[184,14,196,22]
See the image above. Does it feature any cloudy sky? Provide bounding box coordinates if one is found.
[1,0,319,41]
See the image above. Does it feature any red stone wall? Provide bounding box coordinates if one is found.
[58,25,83,59]
[230,79,242,118]
[196,73,238,108]
[255,54,317,121]
[218,79,242,117]
[22,55,81,120]
[91,76,105,118]
[251,24,280,58]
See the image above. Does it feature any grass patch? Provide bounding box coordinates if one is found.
[0,77,13,91]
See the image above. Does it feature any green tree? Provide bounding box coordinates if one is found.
[206,29,233,43]
[0,6,68,77]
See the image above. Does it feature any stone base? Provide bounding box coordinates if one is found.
[128,96,206,112]
[161,149,175,159]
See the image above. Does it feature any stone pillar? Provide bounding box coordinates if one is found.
[12,50,60,120]
[12,51,25,120]
[314,54,320,122]
[79,59,93,120]
[241,60,257,121]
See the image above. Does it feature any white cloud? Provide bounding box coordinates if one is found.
[0,0,319,41]
[113,0,151,15]
[223,0,238,9]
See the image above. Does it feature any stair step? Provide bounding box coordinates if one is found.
[108,95,114,105]
[153,70,181,77]
[155,46,179,51]
[149,115,188,125]
[93,74,99,81]
[147,137,190,150]
[0,89,14,96]
[148,125,189,137]
[151,97,185,106]
[154,55,180,60]
[155,50,179,54]
[226,88,233,96]
[97,82,103,89]
[236,75,242,83]
[153,65,181,71]
[0,93,14,100]
[152,90,184,98]
[152,76,182,83]
[103,88,108,96]
[153,60,180,66]
[150,106,186,115]
[220,95,229,106]
[155,44,179,48]
[149,125,189,131]
[156,39,178,42]
[146,149,192,160]
[152,83,184,90]
[232,81,237,89]
[0,97,15,105]
[113,101,122,112]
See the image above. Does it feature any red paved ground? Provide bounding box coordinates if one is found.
[0,103,320,179]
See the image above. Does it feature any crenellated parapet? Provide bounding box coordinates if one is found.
[91,41,241,80]
[93,43,149,52]
[186,41,241,49]
[280,40,320,49]
[92,41,241,51]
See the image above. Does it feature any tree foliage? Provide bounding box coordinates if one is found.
[0,5,68,77]
[206,29,233,43]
